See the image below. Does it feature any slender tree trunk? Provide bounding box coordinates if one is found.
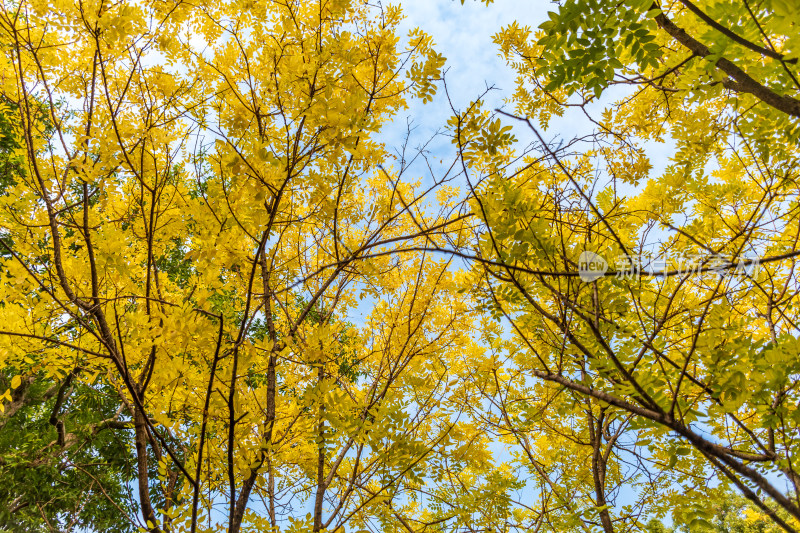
[230,253,278,532]
[134,406,160,533]
[589,409,614,533]
[313,365,326,532]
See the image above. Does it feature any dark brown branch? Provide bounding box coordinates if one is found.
[674,0,795,64]
[652,6,800,118]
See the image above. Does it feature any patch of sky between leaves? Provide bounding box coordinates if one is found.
[375,0,542,184]
[377,0,678,213]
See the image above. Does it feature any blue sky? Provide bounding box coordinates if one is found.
[381,0,676,188]
[396,0,542,110]
[377,1,545,157]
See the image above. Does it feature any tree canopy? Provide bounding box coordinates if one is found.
[0,0,798,531]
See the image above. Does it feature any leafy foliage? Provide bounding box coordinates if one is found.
[460,0,800,530]
[1,0,800,531]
